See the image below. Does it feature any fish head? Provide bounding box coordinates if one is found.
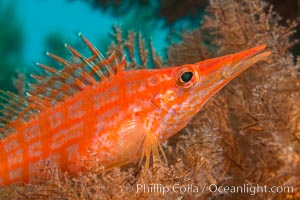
[152,45,271,140]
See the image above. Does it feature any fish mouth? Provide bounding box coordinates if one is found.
[223,45,271,80]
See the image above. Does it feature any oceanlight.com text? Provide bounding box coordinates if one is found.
[135,183,294,196]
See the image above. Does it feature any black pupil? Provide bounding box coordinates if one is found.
[181,71,193,83]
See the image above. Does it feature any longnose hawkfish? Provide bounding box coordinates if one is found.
[0,33,271,186]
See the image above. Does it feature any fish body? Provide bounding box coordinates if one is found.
[0,33,271,185]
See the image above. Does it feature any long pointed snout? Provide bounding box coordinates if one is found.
[223,45,271,80]
[198,45,271,78]
[193,45,271,104]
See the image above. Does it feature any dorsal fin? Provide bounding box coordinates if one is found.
[28,33,125,104]
[0,90,40,139]
[0,33,126,138]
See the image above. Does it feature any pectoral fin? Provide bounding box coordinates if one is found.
[113,117,167,170]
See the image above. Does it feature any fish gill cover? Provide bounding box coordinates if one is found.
[0,0,299,199]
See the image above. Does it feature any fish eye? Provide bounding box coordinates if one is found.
[180,71,193,83]
[176,67,198,89]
